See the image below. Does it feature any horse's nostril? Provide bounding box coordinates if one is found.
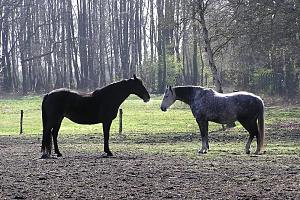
[161,107,166,112]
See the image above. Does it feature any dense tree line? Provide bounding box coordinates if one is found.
[0,0,299,96]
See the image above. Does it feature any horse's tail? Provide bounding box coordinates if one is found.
[42,94,48,131]
[41,94,52,157]
[257,100,265,153]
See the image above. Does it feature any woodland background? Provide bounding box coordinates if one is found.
[0,0,299,97]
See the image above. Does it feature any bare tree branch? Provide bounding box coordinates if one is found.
[21,40,68,64]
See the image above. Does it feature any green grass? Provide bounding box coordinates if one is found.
[0,95,222,136]
[0,96,42,134]
[265,106,300,126]
[1,95,300,158]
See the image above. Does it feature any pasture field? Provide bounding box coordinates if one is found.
[0,95,300,199]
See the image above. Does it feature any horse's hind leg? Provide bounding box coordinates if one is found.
[239,119,258,154]
[41,127,52,159]
[52,118,63,157]
[245,134,254,154]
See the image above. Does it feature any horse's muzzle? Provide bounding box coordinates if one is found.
[143,95,150,103]
[161,106,167,112]
[143,97,150,103]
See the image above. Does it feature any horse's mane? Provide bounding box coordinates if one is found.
[173,86,196,105]
[92,80,127,96]
[48,79,129,97]
[174,85,207,94]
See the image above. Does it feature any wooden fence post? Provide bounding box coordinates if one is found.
[20,110,23,134]
[119,109,123,134]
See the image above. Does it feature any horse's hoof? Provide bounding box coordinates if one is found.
[254,151,262,155]
[40,154,50,159]
[255,150,266,155]
[101,152,113,158]
[56,153,63,157]
[245,150,250,154]
[198,149,208,154]
[106,152,113,157]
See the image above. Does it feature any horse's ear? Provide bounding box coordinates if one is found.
[133,74,137,80]
[169,85,173,95]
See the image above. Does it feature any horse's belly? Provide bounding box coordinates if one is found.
[210,117,236,124]
[64,112,102,125]
[210,111,237,124]
[192,107,237,124]
[68,118,101,125]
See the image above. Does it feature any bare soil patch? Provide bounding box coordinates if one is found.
[0,135,300,199]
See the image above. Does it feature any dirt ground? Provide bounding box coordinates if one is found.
[0,135,300,200]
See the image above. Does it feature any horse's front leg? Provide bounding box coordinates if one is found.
[103,120,113,156]
[196,118,209,154]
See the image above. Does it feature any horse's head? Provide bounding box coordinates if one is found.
[161,86,176,112]
[129,74,150,103]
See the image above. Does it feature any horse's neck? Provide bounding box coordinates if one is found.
[112,82,131,104]
[174,87,194,105]
[95,81,131,106]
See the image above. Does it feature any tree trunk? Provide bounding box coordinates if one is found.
[111,0,120,80]
[192,6,198,85]
[78,0,88,89]
[198,0,223,92]
[2,7,12,92]
[156,0,166,93]
[68,0,80,88]
[120,0,130,79]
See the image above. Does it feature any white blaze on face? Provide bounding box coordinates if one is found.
[160,87,176,111]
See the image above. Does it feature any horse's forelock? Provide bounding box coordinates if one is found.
[165,86,174,97]
[170,87,173,95]
[164,87,168,94]
[161,86,176,111]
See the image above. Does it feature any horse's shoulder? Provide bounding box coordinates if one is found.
[190,88,211,104]
[202,88,217,98]
[193,87,208,95]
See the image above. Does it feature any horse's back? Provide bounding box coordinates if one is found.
[43,88,116,124]
[43,88,83,109]
[228,91,263,108]
[43,89,95,121]
[226,91,264,121]
[191,88,263,123]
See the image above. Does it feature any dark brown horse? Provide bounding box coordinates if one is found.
[161,86,265,155]
[41,75,150,159]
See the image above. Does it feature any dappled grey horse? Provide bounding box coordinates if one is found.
[160,86,265,155]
